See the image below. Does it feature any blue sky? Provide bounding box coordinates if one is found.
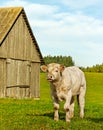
[1,0,103,67]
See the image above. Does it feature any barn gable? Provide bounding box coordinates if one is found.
[0,7,44,63]
[0,7,22,44]
[0,7,44,98]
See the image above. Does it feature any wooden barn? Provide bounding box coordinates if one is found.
[0,7,44,99]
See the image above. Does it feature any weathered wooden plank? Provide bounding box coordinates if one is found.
[0,40,7,58]
[30,62,40,98]
[31,41,40,62]
[7,59,17,86]
[0,59,6,97]
[7,25,15,57]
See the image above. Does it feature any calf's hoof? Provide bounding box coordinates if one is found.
[54,118,59,121]
[80,113,84,119]
[70,112,74,119]
[66,119,71,123]
[54,117,59,121]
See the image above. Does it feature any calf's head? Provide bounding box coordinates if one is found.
[41,63,65,82]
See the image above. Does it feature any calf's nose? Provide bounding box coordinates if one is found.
[47,75,53,80]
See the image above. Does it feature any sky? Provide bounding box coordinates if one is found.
[1,0,103,67]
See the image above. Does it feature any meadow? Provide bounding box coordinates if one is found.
[0,72,103,130]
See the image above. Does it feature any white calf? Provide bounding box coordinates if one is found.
[41,63,86,122]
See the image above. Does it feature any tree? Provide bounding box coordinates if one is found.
[43,55,75,67]
[82,63,103,72]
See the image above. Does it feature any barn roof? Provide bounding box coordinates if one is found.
[0,7,44,63]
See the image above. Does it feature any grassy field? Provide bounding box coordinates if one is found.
[0,72,103,130]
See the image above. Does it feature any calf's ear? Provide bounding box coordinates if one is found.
[60,64,65,72]
[40,65,48,72]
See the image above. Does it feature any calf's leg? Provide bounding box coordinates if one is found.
[64,90,72,122]
[53,101,59,121]
[79,86,86,118]
[69,96,75,119]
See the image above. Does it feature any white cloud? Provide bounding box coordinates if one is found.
[60,0,102,9]
[25,4,58,16]
[2,0,27,7]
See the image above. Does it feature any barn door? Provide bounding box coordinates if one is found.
[6,59,30,98]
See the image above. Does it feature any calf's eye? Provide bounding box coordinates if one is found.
[55,70,58,72]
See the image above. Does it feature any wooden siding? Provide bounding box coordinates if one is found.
[30,63,40,98]
[0,59,6,97]
[0,14,40,62]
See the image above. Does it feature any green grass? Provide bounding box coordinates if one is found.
[0,72,103,130]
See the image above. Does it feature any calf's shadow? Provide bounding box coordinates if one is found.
[27,111,65,120]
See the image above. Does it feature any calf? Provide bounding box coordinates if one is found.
[41,63,86,122]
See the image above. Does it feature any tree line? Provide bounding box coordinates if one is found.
[43,55,103,73]
[81,64,103,73]
[43,55,75,67]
